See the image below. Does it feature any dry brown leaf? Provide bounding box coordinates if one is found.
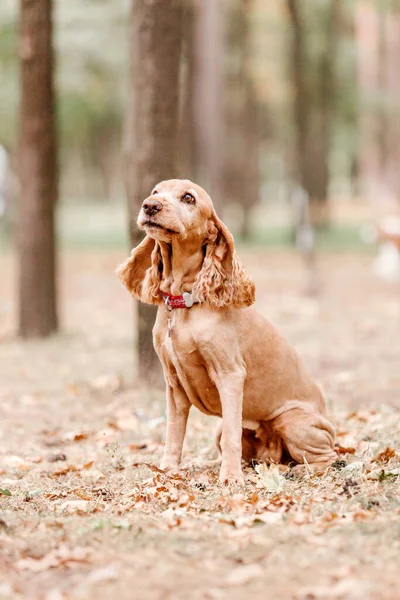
[373,447,397,463]
[129,442,148,450]
[16,546,90,572]
[352,510,374,521]
[336,445,356,455]
[63,431,90,443]
[132,462,166,473]
[74,490,92,501]
[161,507,182,528]
[52,465,79,476]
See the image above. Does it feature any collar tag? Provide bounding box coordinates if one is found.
[161,291,198,310]
[182,292,194,308]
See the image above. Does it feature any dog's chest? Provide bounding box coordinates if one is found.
[157,320,222,417]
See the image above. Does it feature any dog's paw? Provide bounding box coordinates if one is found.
[160,459,180,472]
[219,466,245,486]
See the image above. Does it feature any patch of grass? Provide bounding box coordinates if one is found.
[247,224,372,252]
[2,201,373,253]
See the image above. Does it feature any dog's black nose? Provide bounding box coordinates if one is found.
[142,200,163,217]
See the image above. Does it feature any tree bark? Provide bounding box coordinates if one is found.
[225,0,260,240]
[377,6,389,178]
[18,0,58,338]
[179,1,197,181]
[192,0,225,212]
[128,0,184,382]
[287,0,338,228]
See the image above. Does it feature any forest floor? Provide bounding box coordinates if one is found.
[0,248,399,600]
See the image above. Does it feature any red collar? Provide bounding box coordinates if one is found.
[161,291,197,309]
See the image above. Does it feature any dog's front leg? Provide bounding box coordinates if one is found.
[215,370,246,485]
[160,384,191,470]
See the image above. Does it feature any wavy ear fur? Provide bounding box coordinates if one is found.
[192,213,255,309]
[116,235,163,305]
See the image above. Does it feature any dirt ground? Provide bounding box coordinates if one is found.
[0,248,399,600]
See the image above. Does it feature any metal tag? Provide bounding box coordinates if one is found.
[182,292,194,308]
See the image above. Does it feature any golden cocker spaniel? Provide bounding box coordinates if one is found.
[117,179,337,484]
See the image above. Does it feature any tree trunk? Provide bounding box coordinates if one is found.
[287,0,310,198]
[377,6,389,179]
[18,0,58,338]
[127,0,184,382]
[237,0,260,240]
[192,0,225,212]
[287,0,338,228]
[179,2,197,181]
[316,0,339,227]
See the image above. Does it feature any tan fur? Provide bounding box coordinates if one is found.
[117,179,337,484]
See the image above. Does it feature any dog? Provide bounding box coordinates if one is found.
[117,179,337,484]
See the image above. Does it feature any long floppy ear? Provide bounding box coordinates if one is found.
[116,235,163,305]
[192,213,255,309]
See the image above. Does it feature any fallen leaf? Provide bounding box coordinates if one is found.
[52,465,79,476]
[64,431,89,443]
[59,500,89,514]
[254,464,285,492]
[336,445,356,455]
[129,442,150,451]
[373,447,397,464]
[16,545,90,572]
[352,510,373,521]
[24,489,42,501]
[342,461,364,475]
[132,462,166,474]
[74,490,92,501]
[367,468,399,481]
[0,489,11,497]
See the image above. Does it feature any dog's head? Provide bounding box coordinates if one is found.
[117,179,255,309]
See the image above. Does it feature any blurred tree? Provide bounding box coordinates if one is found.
[224,0,260,240]
[377,4,389,179]
[17,0,58,337]
[287,0,339,228]
[126,0,184,381]
[192,0,225,211]
[179,1,197,182]
[338,1,359,197]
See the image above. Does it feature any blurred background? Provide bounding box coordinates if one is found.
[0,0,399,387]
[1,4,400,596]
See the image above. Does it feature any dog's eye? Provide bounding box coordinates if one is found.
[181,192,195,205]
[152,189,158,195]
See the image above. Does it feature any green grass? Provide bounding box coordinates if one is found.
[240,223,371,252]
[1,202,372,252]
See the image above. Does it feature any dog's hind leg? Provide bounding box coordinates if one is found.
[270,406,337,468]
